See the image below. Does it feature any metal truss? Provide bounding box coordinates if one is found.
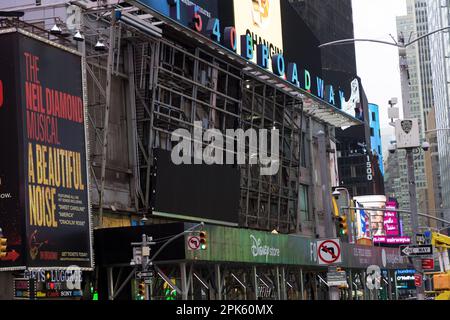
[72,2,310,232]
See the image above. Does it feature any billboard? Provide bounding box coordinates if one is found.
[384,199,400,236]
[0,31,92,270]
[152,149,240,226]
[354,196,410,245]
[234,0,284,73]
[354,195,386,237]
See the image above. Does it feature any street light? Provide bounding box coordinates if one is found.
[320,29,450,301]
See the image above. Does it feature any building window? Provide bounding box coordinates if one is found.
[299,185,310,222]
[351,165,357,178]
[370,128,375,137]
[372,112,376,122]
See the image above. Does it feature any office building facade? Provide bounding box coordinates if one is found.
[427,0,450,227]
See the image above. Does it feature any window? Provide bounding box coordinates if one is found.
[372,112,376,122]
[351,165,357,178]
[370,128,375,137]
[299,185,310,222]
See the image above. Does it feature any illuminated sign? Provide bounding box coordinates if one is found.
[366,155,373,181]
[132,0,359,118]
[384,200,400,236]
[234,0,284,73]
[373,236,411,245]
[354,196,386,237]
[0,31,93,270]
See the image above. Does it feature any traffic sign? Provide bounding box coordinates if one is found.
[414,274,422,288]
[422,259,435,270]
[416,234,425,245]
[132,247,142,265]
[327,267,347,287]
[317,239,342,265]
[187,236,201,251]
[400,245,433,257]
[136,271,155,279]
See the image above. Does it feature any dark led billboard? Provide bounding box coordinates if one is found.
[0,31,92,270]
[152,148,240,225]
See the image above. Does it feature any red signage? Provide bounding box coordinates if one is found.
[414,274,423,287]
[422,259,435,270]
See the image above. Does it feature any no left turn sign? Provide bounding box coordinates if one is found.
[317,239,342,265]
[187,236,201,251]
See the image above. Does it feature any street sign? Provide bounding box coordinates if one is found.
[187,236,201,251]
[414,274,422,288]
[136,271,155,279]
[317,239,342,265]
[327,267,347,287]
[422,259,435,270]
[416,234,425,245]
[132,247,142,265]
[400,245,433,257]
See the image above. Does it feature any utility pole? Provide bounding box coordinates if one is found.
[141,234,152,300]
[406,149,425,300]
[131,234,155,300]
[318,130,339,301]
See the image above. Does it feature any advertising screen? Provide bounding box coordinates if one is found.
[354,195,386,237]
[233,0,284,73]
[0,31,92,269]
[152,149,240,225]
[384,199,400,236]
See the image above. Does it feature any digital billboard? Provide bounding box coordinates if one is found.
[384,199,400,236]
[152,149,240,226]
[354,195,386,237]
[233,0,284,73]
[0,31,93,270]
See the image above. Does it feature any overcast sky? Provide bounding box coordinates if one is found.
[352,0,407,160]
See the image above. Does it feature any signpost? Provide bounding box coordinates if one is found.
[131,234,155,300]
[400,245,433,257]
[317,239,342,265]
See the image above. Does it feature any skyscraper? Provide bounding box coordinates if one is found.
[427,0,450,228]
[394,0,441,235]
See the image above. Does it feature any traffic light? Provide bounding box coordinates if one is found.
[338,215,348,236]
[137,280,146,300]
[199,231,207,250]
[0,237,7,258]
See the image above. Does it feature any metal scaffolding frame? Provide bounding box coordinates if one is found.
[56,2,361,234]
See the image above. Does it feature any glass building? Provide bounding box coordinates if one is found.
[427,0,450,227]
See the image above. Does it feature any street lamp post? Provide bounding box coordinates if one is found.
[319,28,450,301]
